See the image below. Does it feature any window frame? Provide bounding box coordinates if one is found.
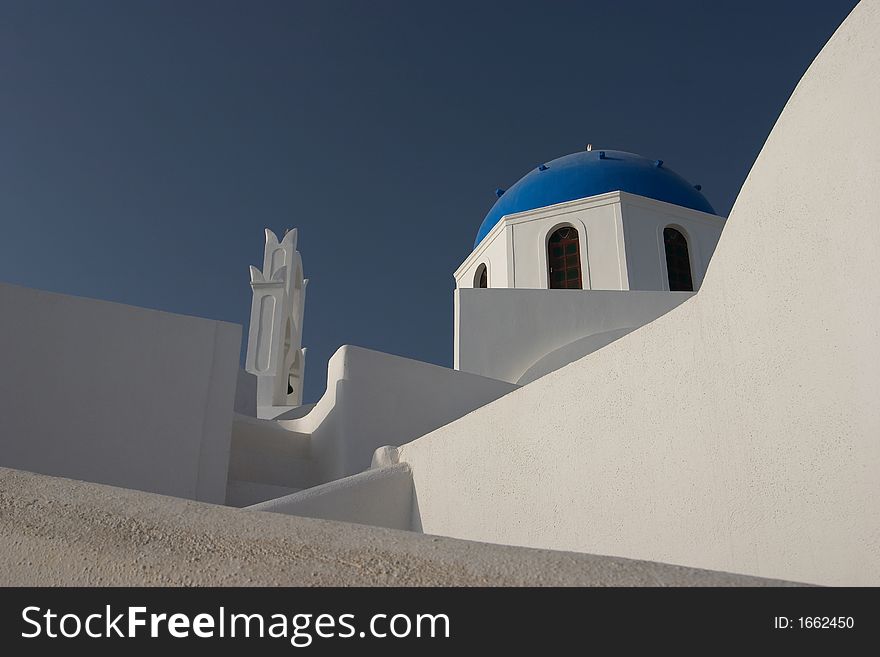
[662,225,694,292]
[546,224,584,290]
[474,262,489,288]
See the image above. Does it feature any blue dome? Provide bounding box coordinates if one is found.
[475,150,715,247]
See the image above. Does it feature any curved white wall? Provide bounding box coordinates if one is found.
[399,0,880,586]
[455,288,692,383]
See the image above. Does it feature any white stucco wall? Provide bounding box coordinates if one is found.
[506,195,619,289]
[0,282,240,503]
[457,223,510,289]
[234,369,257,416]
[455,288,692,382]
[620,195,724,291]
[226,413,314,506]
[278,345,518,482]
[399,0,880,586]
[250,463,414,531]
[456,192,724,293]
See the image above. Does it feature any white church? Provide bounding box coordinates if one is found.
[0,0,878,587]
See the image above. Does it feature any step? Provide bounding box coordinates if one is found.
[225,479,302,508]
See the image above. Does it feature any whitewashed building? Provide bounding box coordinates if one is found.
[453,148,725,383]
[1,0,878,588]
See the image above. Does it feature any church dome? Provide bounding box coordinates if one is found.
[475,150,716,247]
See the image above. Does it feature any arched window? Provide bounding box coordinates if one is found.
[663,227,693,291]
[548,226,582,289]
[474,263,488,288]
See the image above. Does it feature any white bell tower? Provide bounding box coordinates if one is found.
[245,228,308,416]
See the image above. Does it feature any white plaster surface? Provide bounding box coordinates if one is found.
[460,223,510,289]
[0,282,239,503]
[226,413,314,505]
[226,480,300,508]
[456,288,692,383]
[455,192,724,293]
[620,195,723,291]
[226,347,516,505]
[234,369,257,416]
[0,467,800,586]
[250,463,414,531]
[279,345,518,482]
[398,0,880,587]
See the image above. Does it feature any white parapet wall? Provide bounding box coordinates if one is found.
[0,282,240,503]
[278,345,519,483]
[396,0,880,586]
[234,369,257,416]
[456,288,692,384]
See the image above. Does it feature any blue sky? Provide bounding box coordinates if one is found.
[0,0,858,401]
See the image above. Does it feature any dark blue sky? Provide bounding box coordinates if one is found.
[0,0,859,401]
